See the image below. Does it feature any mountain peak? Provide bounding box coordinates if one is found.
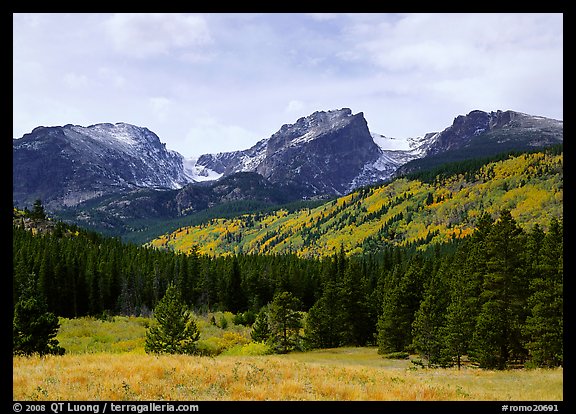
[14,107,563,221]
[193,108,386,196]
[423,109,563,156]
[13,122,192,209]
[395,109,563,176]
[79,122,163,148]
[272,108,357,149]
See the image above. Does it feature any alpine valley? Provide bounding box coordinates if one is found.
[13,107,562,245]
[12,106,565,375]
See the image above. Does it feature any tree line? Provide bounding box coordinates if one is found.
[13,209,562,368]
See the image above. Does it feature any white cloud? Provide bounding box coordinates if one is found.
[285,100,305,113]
[343,13,562,75]
[104,13,212,59]
[13,13,563,155]
[305,13,340,21]
[62,72,90,89]
[148,97,173,122]
[184,114,260,155]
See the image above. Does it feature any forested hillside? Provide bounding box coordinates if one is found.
[148,148,563,257]
[13,208,562,368]
[13,145,563,369]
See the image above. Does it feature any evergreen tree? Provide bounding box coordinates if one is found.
[250,307,271,342]
[304,280,346,349]
[224,256,246,312]
[183,246,201,306]
[442,250,478,369]
[198,259,218,312]
[13,250,30,306]
[471,300,509,369]
[37,246,57,313]
[470,210,528,369]
[340,259,373,346]
[411,264,451,367]
[524,223,545,271]
[13,274,65,356]
[377,266,405,354]
[377,255,425,354]
[145,284,200,354]
[442,215,491,368]
[29,199,47,220]
[268,291,303,353]
[523,218,563,367]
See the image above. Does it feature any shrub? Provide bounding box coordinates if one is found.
[233,310,257,326]
[196,331,251,356]
[221,341,272,356]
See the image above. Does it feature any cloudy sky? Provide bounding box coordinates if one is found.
[13,13,563,157]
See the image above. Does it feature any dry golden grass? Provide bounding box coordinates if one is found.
[13,348,563,401]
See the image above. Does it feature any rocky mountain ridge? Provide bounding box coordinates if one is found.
[425,110,563,156]
[13,108,562,238]
[396,110,563,175]
[195,108,422,196]
[13,122,193,210]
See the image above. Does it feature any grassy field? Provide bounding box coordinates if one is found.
[12,316,563,401]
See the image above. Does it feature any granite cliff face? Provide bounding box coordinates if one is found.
[426,110,563,156]
[396,110,563,175]
[254,109,380,195]
[13,123,193,210]
[195,108,415,196]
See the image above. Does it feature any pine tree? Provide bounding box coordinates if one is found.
[145,284,200,354]
[411,264,451,367]
[304,280,346,349]
[340,259,373,346]
[29,199,47,220]
[13,274,65,356]
[184,246,201,306]
[377,255,425,354]
[441,216,491,368]
[225,256,246,313]
[250,307,271,342]
[523,218,563,367]
[267,291,303,353]
[442,252,478,369]
[470,210,528,369]
[471,300,510,369]
[377,266,405,354]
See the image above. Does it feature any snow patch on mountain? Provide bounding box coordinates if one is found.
[406,132,440,157]
[345,129,444,192]
[348,145,421,192]
[371,133,412,151]
[83,123,140,147]
[237,138,268,171]
[183,157,223,182]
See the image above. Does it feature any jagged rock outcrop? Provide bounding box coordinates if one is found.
[195,108,415,196]
[13,123,193,209]
[396,110,563,175]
